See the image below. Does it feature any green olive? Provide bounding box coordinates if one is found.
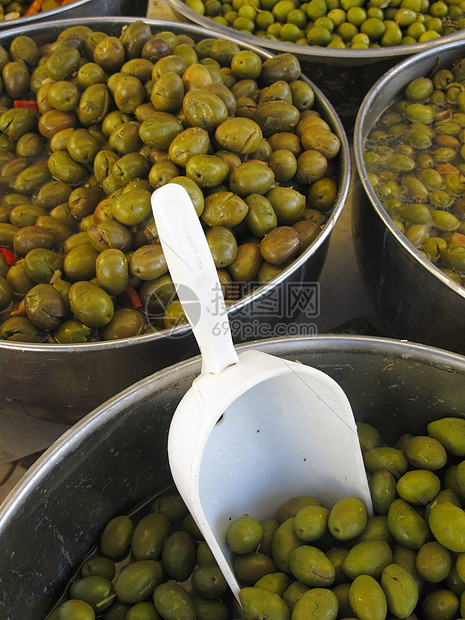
[151,71,185,112]
[168,127,210,167]
[139,112,183,150]
[201,191,248,228]
[254,101,301,137]
[95,248,129,295]
[182,88,229,132]
[215,117,263,155]
[69,280,114,328]
[24,283,67,331]
[260,226,301,265]
[185,154,229,188]
[206,225,237,268]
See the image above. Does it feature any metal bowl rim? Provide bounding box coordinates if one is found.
[167,0,465,61]
[0,0,126,29]
[353,37,465,302]
[2,332,465,527]
[0,16,350,353]
[0,334,465,520]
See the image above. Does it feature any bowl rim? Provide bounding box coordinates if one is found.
[353,37,465,303]
[0,0,142,29]
[167,0,465,62]
[0,17,351,352]
[2,332,465,523]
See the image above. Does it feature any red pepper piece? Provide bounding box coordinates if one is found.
[0,248,18,265]
[14,100,39,115]
[119,284,143,309]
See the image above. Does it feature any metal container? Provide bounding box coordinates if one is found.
[0,17,350,423]
[353,39,465,356]
[167,0,465,131]
[1,334,465,619]
[0,0,147,30]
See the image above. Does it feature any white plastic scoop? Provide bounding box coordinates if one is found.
[151,183,372,602]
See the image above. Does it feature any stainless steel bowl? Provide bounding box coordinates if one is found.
[0,17,350,423]
[0,0,147,29]
[1,334,465,619]
[353,39,465,356]
[167,0,465,130]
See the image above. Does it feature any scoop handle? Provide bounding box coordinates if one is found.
[151,183,239,375]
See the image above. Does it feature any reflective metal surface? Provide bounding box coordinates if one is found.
[0,18,350,423]
[0,0,147,29]
[353,39,465,355]
[168,0,465,129]
[1,334,465,619]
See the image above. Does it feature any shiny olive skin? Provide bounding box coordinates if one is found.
[63,245,99,281]
[215,117,263,155]
[24,283,68,331]
[69,280,114,328]
[168,127,210,167]
[229,160,275,196]
[23,247,63,284]
[260,226,301,265]
[202,191,248,228]
[182,89,229,132]
[139,112,183,150]
[129,244,167,281]
[206,225,238,267]
[95,248,129,295]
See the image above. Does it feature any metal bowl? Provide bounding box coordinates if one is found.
[167,0,465,130]
[0,0,147,30]
[0,17,350,424]
[1,334,465,619]
[353,39,465,356]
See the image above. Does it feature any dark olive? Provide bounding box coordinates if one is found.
[24,283,67,331]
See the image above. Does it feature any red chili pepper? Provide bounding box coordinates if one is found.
[14,100,39,114]
[119,284,143,309]
[10,298,25,316]
[0,248,18,265]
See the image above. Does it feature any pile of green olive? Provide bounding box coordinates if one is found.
[0,22,340,344]
[226,415,465,619]
[46,492,237,620]
[182,0,465,49]
[364,56,465,291]
[47,414,465,619]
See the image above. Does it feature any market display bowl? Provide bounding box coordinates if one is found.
[168,0,465,130]
[353,38,465,356]
[0,0,147,30]
[0,17,350,424]
[1,334,465,618]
